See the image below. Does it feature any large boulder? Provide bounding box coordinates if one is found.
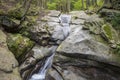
[47,53,120,80]
[57,24,120,67]
[0,29,22,80]
[7,34,35,60]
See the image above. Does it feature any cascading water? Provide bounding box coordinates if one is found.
[29,14,71,80]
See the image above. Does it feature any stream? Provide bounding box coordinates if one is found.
[19,11,120,80]
[29,14,71,80]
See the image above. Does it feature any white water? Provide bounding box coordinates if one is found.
[29,14,71,80]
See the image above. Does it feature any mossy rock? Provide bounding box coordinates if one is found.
[8,8,24,19]
[26,16,38,24]
[27,5,40,16]
[84,14,104,34]
[7,34,35,59]
[101,23,119,43]
[0,9,5,15]
[0,16,21,32]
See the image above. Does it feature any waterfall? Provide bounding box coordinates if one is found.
[29,14,71,80]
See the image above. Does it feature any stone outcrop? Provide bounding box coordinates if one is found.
[19,11,120,80]
[29,11,61,46]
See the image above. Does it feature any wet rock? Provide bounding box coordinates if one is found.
[30,45,53,60]
[19,45,57,79]
[7,34,35,59]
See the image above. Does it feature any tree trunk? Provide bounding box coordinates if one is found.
[82,0,84,10]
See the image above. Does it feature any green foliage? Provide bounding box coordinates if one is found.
[73,0,82,10]
[111,13,120,29]
[47,2,56,10]
[46,0,104,11]
[8,8,24,20]
[97,0,104,7]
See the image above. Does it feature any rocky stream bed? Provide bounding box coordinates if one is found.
[0,10,120,80]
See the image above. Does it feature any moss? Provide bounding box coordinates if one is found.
[8,8,24,19]
[102,23,113,40]
[27,5,40,16]
[10,18,20,24]
[91,34,108,45]
[0,9,5,15]
[7,34,35,59]
[26,15,38,24]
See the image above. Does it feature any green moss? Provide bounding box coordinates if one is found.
[27,5,40,16]
[8,7,24,19]
[7,34,35,59]
[91,34,108,45]
[26,16,38,23]
[102,23,113,40]
[0,9,5,15]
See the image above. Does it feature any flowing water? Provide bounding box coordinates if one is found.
[29,14,71,80]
